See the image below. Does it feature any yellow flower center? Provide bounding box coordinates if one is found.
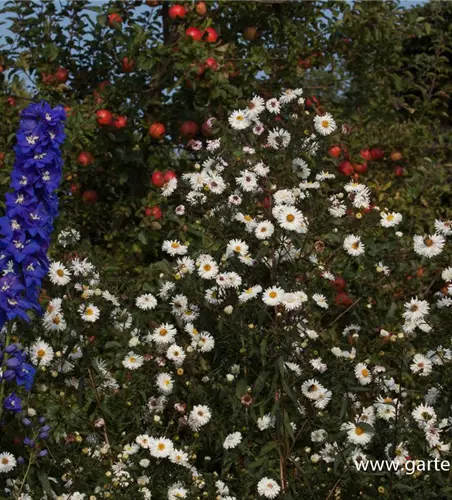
[355,427,364,436]
[424,238,434,247]
[361,369,369,377]
[37,349,46,358]
[159,329,168,336]
[322,120,329,128]
[352,242,359,249]
[203,264,211,271]
[269,291,277,298]
[171,242,180,248]
[56,269,64,277]
[286,214,295,222]
[157,443,165,451]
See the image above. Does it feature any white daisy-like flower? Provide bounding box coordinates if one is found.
[156,372,174,394]
[301,379,325,400]
[311,429,328,443]
[380,212,403,228]
[236,169,258,192]
[275,205,308,233]
[257,413,276,431]
[149,437,173,458]
[238,285,263,302]
[79,303,100,322]
[0,452,17,473]
[255,221,274,240]
[280,88,302,104]
[253,122,265,135]
[42,310,67,332]
[257,477,281,499]
[341,422,374,445]
[228,109,251,130]
[292,158,311,179]
[197,332,215,352]
[161,177,178,197]
[313,112,337,136]
[434,219,452,236]
[166,344,186,366]
[262,286,285,306]
[282,291,307,310]
[188,405,212,431]
[355,362,372,385]
[410,353,433,376]
[412,404,437,428]
[136,293,157,310]
[313,293,328,309]
[343,235,365,256]
[245,95,265,119]
[413,234,445,258]
[223,432,242,449]
[375,261,390,275]
[403,297,429,322]
[226,239,249,257]
[48,261,71,286]
[122,352,144,370]
[442,267,452,282]
[168,483,188,500]
[30,339,54,366]
[267,128,291,149]
[197,259,218,279]
[162,240,188,256]
[151,323,178,345]
[169,449,189,466]
[266,98,280,114]
[273,189,295,206]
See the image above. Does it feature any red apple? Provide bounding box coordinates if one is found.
[113,115,127,129]
[390,151,403,162]
[164,170,177,183]
[339,161,354,176]
[394,166,404,176]
[151,171,165,187]
[169,4,187,20]
[332,277,346,291]
[180,121,199,138]
[145,205,162,219]
[195,2,207,15]
[360,149,372,161]
[54,67,69,83]
[204,27,218,43]
[205,57,219,71]
[305,95,319,109]
[328,145,342,158]
[121,57,135,73]
[96,109,113,126]
[70,183,80,195]
[7,97,16,107]
[353,163,368,174]
[185,27,203,41]
[82,190,98,204]
[108,13,123,26]
[77,151,93,167]
[335,292,353,307]
[148,122,166,139]
[370,148,384,161]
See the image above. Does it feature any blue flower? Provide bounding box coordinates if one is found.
[0,101,65,331]
[3,392,22,413]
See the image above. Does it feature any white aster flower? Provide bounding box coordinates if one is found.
[343,235,365,256]
[314,112,337,136]
[223,432,242,449]
[48,261,71,286]
[257,477,281,498]
[136,293,157,310]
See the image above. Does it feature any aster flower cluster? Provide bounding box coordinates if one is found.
[0,101,65,328]
[1,93,450,499]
